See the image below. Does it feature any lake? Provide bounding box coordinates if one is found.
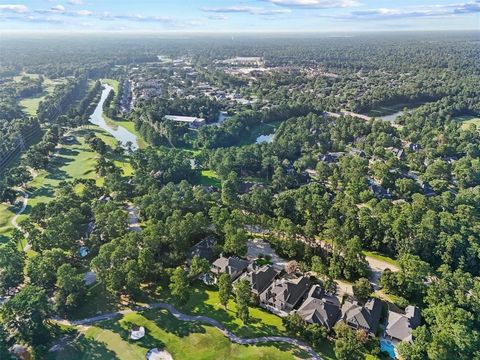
[88,85,139,150]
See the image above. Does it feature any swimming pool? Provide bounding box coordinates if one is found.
[380,338,396,359]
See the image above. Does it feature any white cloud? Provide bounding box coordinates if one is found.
[265,0,360,8]
[50,4,66,13]
[202,6,291,16]
[76,10,92,16]
[206,13,229,20]
[0,4,29,13]
[68,0,85,5]
[334,1,480,20]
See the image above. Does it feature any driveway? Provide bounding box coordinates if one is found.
[247,238,287,271]
[127,203,141,232]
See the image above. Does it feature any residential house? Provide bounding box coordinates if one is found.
[239,181,266,194]
[385,306,421,344]
[369,180,392,199]
[341,298,383,337]
[187,236,218,263]
[296,285,341,330]
[260,276,312,316]
[350,148,367,158]
[211,256,249,281]
[387,147,405,160]
[239,264,278,296]
[320,152,344,164]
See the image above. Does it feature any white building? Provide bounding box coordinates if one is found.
[164,115,206,128]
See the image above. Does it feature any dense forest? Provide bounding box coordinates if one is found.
[0,32,479,360]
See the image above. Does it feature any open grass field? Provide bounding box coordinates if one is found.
[195,170,222,188]
[365,101,427,117]
[18,76,60,116]
[456,115,480,130]
[48,310,307,360]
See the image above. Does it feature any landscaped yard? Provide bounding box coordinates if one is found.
[48,310,307,360]
[195,170,222,188]
[64,283,338,359]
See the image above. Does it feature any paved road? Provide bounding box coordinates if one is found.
[56,302,323,360]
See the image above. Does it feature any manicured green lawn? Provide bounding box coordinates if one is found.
[48,310,308,360]
[195,170,222,188]
[101,78,120,94]
[457,115,480,130]
[20,95,47,117]
[18,76,59,116]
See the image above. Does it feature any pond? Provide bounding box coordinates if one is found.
[88,85,139,150]
[255,133,274,144]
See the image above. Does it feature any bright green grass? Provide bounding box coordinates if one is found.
[195,170,222,188]
[18,76,59,116]
[0,203,15,240]
[457,115,480,130]
[101,78,120,94]
[48,310,307,360]
[20,95,46,116]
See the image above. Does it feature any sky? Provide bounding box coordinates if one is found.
[0,0,479,32]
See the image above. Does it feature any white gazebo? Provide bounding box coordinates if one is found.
[130,326,145,340]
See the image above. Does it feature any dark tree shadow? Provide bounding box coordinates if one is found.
[45,333,118,360]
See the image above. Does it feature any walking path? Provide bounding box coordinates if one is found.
[55,302,323,360]
[11,189,28,230]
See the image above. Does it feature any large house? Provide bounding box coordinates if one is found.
[296,285,341,330]
[187,237,217,263]
[211,256,249,281]
[238,264,278,296]
[385,306,421,344]
[260,276,311,315]
[341,298,383,337]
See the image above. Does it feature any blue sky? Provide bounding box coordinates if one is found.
[0,0,479,32]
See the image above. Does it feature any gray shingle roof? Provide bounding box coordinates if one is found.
[212,256,249,276]
[385,305,421,342]
[341,298,383,336]
[261,276,311,310]
[297,298,340,329]
[243,265,278,295]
